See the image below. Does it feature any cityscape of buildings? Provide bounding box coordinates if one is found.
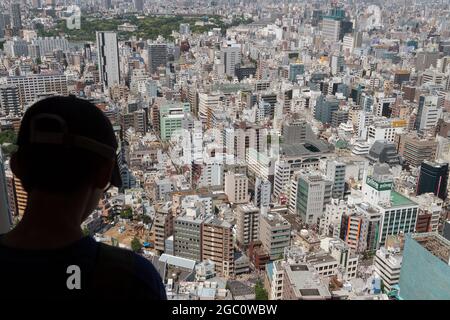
[1,0,450,300]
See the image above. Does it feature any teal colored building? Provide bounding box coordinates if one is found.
[159,102,191,141]
[289,62,305,82]
[398,233,450,300]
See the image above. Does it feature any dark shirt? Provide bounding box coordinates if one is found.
[0,235,167,300]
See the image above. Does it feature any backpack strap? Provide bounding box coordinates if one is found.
[91,243,135,298]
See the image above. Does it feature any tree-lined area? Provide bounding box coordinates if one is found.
[36,14,253,42]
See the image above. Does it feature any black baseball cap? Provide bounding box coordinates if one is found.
[16,95,122,189]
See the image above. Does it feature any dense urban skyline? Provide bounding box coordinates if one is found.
[1,0,450,301]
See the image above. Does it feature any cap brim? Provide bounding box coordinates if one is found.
[111,160,122,188]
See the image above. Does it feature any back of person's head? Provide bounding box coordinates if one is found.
[13,95,122,193]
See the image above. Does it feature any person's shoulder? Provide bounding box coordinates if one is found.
[96,243,166,299]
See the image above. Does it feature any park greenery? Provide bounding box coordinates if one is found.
[254,280,268,300]
[119,207,133,220]
[0,130,17,156]
[36,14,253,42]
[131,237,142,253]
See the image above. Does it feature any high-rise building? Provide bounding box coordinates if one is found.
[153,207,173,254]
[282,120,314,144]
[235,204,260,247]
[374,245,403,293]
[254,177,271,208]
[0,14,6,39]
[395,133,437,168]
[147,43,167,74]
[325,160,346,199]
[330,54,345,75]
[398,233,450,299]
[416,161,449,200]
[296,170,333,225]
[133,0,144,12]
[0,149,12,234]
[314,95,339,124]
[32,37,70,56]
[289,61,305,82]
[96,31,121,90]
[415,95,442,133]
[159,102,191,141]
[0,85,21,116]
[221,43,241,76]
[202,216,234,277]
[10,3,22,37]
[321,8,352,42]
[259,213,291,260]
[6,73,68,106]
[224,172,249,204]
[173,212,204,262]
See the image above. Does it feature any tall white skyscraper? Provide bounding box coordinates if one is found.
[0,149,12,234]
[96,31,121,90]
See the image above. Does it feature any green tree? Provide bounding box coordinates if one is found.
[254,280,268,300]
[120,207,133,220]
[131,237,142,253]
[82,227,90,236]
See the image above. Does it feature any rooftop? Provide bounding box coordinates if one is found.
[389,191,417,208]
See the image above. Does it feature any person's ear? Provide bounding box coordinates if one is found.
[94,160,115,190]
[10,152,23,179]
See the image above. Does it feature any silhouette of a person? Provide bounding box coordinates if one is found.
[0,96,166,300]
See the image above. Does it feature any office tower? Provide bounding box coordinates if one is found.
[173,212,204,262]
[367,141,401,166]
[153,208,173,254]
[31,0,42,8]
[325,160,346,199]
[415,95,442,133]
[314,95,339,124]
[340,205,382,253]
[254,177,271,208]
[398,233,450,299]
[413,193,443,233]
[235,204,260,247]
[0,14,6,39]
[374,245,403,292]
[221,43,241,76]
[321,7,352,42]
[202,217,234,277]
[395,134,437,168]
[289,61,305,82]
[224,172,249,204]
[259,213,291,260]
[102,0,112,10]
[96,31,121,90]
[6,73,68,106]
[159,102,191,141]
[415,50,439,71]
[0,85,21,116]
[10,3,22,37]
[120,109,147,135]
[330,54,344,75]
[197,92,221,124]
[296,170,332,225]
[4,38,28,58]
[331,110,348,128]
[282,120,314,144]
[134,0,144,11]
[416,161,449,200]
[147,43,167,74]
[32,37,70,56]
[0,149,12,234]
